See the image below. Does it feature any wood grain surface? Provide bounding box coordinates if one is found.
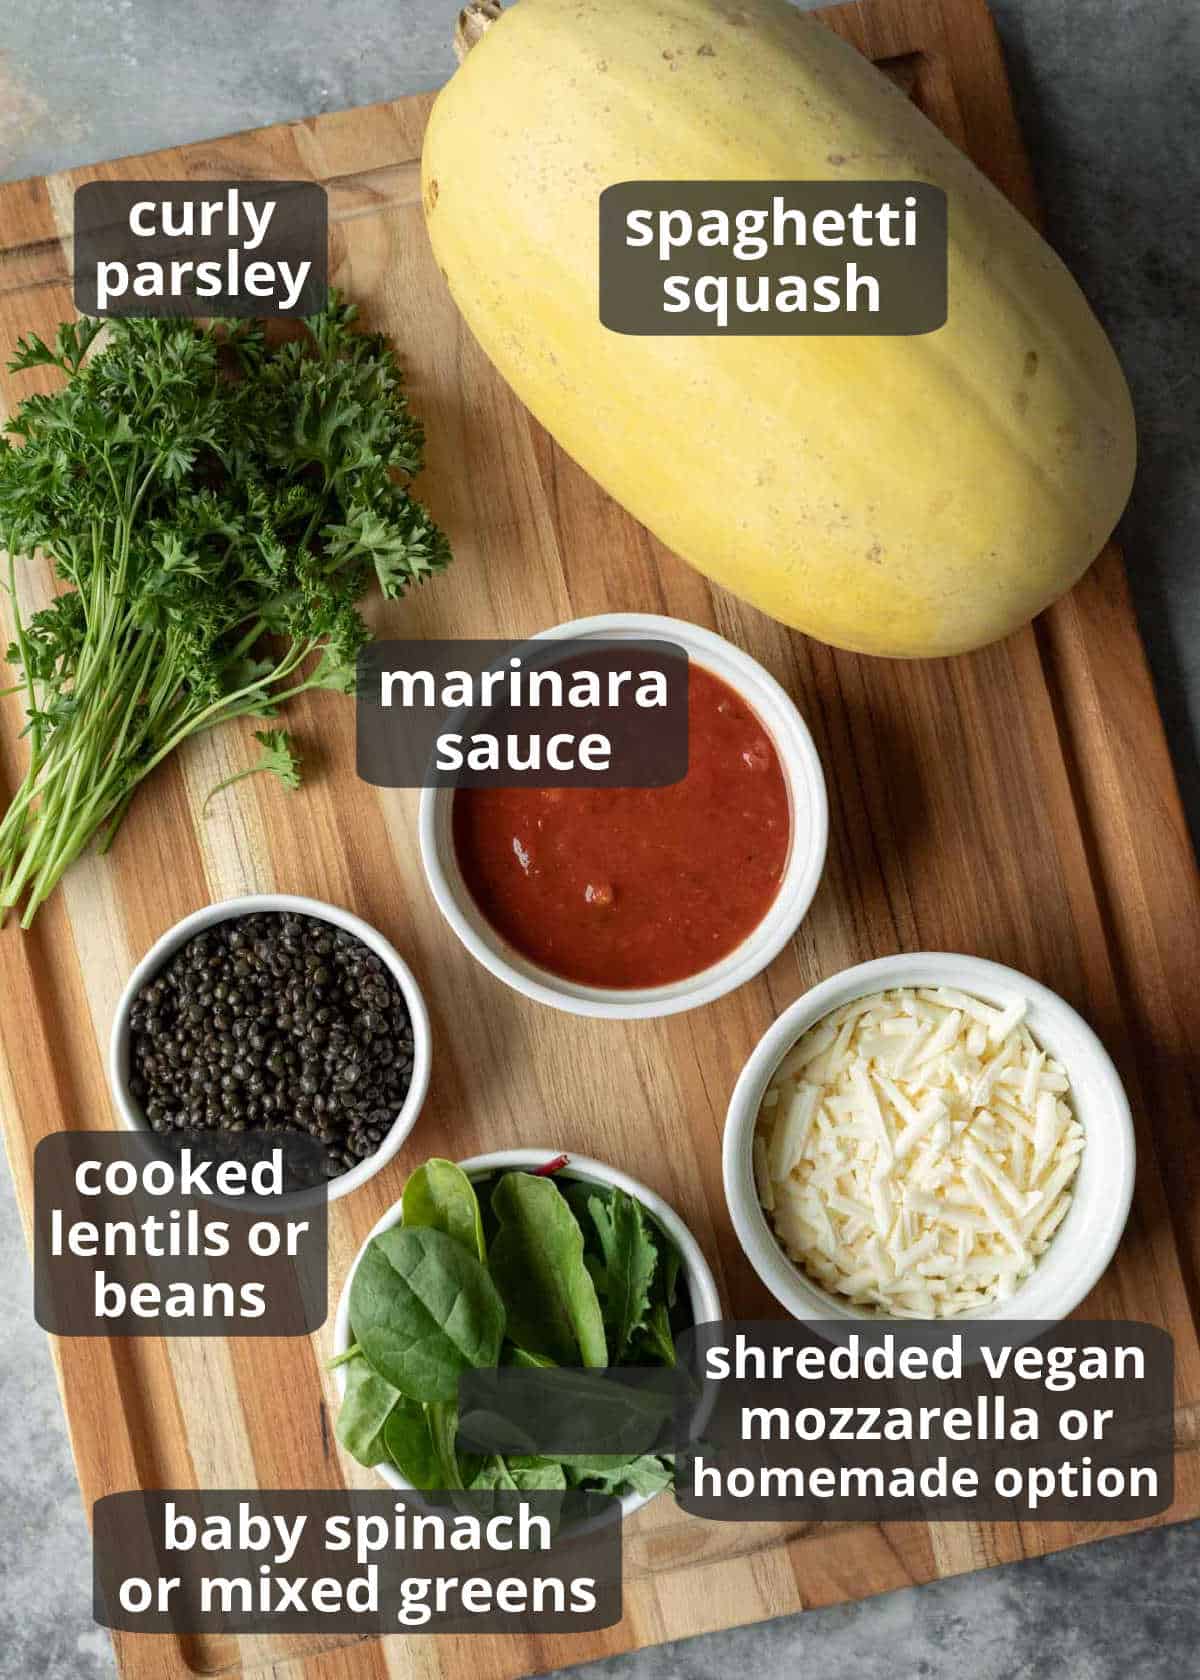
[1,0,1198,1675]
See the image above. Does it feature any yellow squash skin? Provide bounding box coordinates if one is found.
[421,0,1136,657]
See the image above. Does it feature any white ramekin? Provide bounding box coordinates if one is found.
[723,952,1135,1323]
[108,893,431,1203]
[332,1148,722,1515]
[418,611,828,1019]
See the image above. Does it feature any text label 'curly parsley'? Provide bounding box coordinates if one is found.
[74,182,327,317]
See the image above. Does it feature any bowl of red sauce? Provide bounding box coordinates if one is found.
[418,613,828,1018]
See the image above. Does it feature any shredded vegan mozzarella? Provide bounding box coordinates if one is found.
[754,987,1084,1318]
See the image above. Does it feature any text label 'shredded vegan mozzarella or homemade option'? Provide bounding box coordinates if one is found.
[452,664,791,989]
[753,987,1084,1317]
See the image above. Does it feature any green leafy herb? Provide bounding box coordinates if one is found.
[0,296,450,925]
[488,1171,608,1368]
[202,728,300,813]
[634,1236,682,1367]
[583,1188,657,1361]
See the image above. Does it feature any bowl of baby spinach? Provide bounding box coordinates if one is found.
[329,1149,721,1514]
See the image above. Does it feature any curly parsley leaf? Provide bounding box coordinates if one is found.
[202,729,302,815]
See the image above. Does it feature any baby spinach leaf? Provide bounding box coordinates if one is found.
[488,1172,608,1368]
[505,1456,569,1491]
[365,1395,478,1493]
[428,1400,480,1491]
[402,1158,487,1262]
[470,1457,519,1493]
[349,1224,505,1403]
[554,1444,642,1471]
[578,1454,675,1497]
[334,1354,401,1467]
[456,1403,541,1458]
[587,1189,657,1362]
[382,1397,442,1490]
[472,1448,672,1500]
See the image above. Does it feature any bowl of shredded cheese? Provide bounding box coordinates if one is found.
[723,954,1134,1322]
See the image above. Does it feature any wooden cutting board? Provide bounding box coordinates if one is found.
[2,0,1199,1675]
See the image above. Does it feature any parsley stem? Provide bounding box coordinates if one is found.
[6,548,42,765]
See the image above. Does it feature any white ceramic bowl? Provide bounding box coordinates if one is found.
[419,612,828,1019]
[723,952,1135,1323]
[108,893,431,1203]
[332,1148,723,1515]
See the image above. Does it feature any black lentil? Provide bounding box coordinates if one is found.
[128,911,415,1183]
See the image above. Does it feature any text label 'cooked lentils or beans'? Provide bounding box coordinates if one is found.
[128,912,414,1185]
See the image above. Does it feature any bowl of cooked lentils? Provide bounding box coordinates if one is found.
[109,895,431,1199]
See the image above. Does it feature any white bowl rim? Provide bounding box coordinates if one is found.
[723,951,1136,1325]
[332,1147,723,1515]
[418,611,828,1020]
[107,892,432,1204]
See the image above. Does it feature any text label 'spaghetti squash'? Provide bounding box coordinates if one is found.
[422,0,1136,658]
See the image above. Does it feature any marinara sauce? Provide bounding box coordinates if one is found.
[451,664,791,988]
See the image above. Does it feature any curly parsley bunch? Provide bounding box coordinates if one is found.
[0,295,449,924]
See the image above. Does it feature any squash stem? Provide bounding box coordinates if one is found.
[453,0,502,62]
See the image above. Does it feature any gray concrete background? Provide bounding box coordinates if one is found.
[1,1,1198,1676]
